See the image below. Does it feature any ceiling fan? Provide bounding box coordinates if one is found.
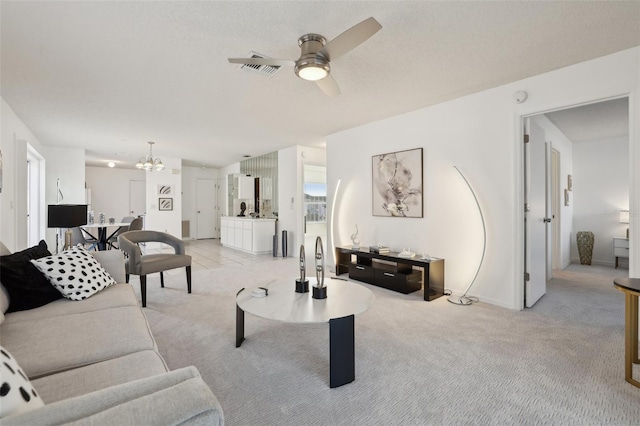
[228,17,382,97]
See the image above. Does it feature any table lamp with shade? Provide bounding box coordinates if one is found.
[620,209,630,239]
[48,204,88,252]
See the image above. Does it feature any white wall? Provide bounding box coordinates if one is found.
[85,166,146,222]
[533,115,574,269]
[327,47,640,310]
[144,157,182,238]
[1,98,46,251]
[43,146,86,250]
[572,136,629,266]
[182,166,220,239]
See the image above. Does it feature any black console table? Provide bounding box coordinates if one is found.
[335,247,445,301]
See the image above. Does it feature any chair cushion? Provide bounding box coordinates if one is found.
[0,241,62,313]
[133,254,191,276]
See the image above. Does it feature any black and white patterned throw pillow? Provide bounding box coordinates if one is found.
[30,245,116,301]
[0,345,44,418]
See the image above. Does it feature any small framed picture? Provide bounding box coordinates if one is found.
[159,198,173,211]
[567,175,573,191]
[158,185,173,196]
[564,189,570,206]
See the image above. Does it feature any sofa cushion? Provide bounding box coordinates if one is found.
[0,240,62,313]
[1,306,157,379]
[1,284,138,325]
[91,250,126,284]
[2,367,224,426]
[0,284,9,325]
[30,245,116,301]
[0,345,45,418]
[32,350,168,403]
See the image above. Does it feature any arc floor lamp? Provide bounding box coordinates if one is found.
[448,166,486,306]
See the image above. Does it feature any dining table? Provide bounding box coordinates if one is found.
[81,222,131,251]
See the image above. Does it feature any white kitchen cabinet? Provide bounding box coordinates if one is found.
[220,221,228,245]
[220,217,276,255]
[237,175,255,200]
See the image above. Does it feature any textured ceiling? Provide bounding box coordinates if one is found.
[1,1,639,169]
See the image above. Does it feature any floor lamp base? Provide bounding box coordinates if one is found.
[447,295,475,306]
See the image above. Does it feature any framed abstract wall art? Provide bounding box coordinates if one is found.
[372,148,423,217]
[159,198,173,211]
[157,185,173,196]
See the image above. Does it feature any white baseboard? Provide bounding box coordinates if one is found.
[445,289,515,310]
[570,258,615,267]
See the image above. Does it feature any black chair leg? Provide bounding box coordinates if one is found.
[186,265,192,294]
[140,275,147,308]
[160,271,164,288]
[126,273,130,283]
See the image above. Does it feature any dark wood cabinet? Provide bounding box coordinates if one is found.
[335,247,445,301]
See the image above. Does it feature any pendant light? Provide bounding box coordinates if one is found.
[135,141,165,171]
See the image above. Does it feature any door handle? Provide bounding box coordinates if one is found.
[356,266,365,270]
[384,272,395,277]
[543,217,552,223]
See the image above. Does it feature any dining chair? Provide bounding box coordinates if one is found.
[128,216,144,231]
[107,216,135,250]
[70,227,99,251]
[118,230,191,307]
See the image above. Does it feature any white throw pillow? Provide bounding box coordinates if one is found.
[0,345,45,418]
[30,245,116,301]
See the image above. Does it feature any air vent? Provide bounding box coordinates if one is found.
[238,52,281,76]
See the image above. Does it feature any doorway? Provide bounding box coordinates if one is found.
[129,180,145,223]
[302,164,327,265]
[523,97,630,308]
[26,144,45,247]
[196,179,217,239]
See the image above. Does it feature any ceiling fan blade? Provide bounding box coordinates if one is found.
[228,58,295,67]
[316,74,340,97]
[319,17,382,61]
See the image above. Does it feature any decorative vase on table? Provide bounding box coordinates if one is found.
[576,231,594,265]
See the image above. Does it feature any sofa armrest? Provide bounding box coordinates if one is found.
[3,366,224,426]
[91,250,126,283]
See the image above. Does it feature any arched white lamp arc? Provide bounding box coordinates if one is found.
[448,166,486,306]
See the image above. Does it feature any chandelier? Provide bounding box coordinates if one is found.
[135,141,165,171]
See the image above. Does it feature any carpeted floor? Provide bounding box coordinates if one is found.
[139,243,639,425]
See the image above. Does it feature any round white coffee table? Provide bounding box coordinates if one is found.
[236,278,374,388]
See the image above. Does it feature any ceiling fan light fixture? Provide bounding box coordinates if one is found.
[296,63,329,81]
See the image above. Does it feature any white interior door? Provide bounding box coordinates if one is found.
[129,180,145,217]
[525,118,551,307]
[196,179,217,239]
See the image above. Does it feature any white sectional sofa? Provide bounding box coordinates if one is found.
[0,242,224,425]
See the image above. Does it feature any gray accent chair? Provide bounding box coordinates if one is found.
[118,230,192,307]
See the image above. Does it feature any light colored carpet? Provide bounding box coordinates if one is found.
[138,256,639,425]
